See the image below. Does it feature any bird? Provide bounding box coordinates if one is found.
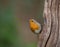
[29,19,42,34]
[29,19,42,41]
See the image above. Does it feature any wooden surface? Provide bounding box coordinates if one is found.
[38,0,60,47]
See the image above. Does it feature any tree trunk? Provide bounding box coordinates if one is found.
[38,0,60,47]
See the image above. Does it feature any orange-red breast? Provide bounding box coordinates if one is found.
[29,19,42,34]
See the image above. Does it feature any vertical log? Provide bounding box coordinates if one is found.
[38,0,60,47]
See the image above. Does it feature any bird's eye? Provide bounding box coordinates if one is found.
[31,20,33,22]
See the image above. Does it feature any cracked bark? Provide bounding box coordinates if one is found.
[37,0,60,47]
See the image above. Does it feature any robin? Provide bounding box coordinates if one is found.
[29,19,42,34]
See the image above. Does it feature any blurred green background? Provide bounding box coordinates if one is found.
[0,0,44,47]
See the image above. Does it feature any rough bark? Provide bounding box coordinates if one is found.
[38,0,60,47]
